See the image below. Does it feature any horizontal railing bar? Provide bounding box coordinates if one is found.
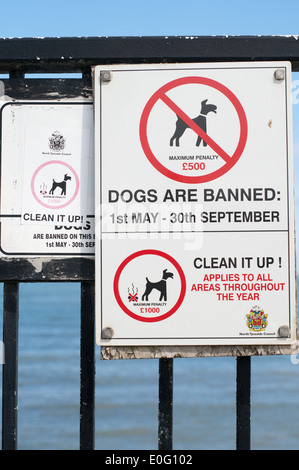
[0,258,94,282]
[0,36,298,73]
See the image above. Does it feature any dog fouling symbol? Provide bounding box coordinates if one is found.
[140,76,248,184]
[114,250,186,323]
[128,292,138,302]
[40,182,48,195]
[128,284,138,302]
[31,160,79,209]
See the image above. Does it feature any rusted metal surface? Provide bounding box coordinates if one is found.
[2,78,93,100]
[101,342,299,359]
[0,257,94,281]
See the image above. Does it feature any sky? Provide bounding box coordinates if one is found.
[2,0,299,244]
[0,0,298,38]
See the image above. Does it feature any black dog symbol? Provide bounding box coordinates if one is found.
[170,99,217,147]
[142,269,173,302]
[49,174,71,196]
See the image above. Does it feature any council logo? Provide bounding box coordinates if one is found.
[246,305,268,332]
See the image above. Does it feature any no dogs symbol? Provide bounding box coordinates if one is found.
[114,250,186,323]
[140,76,248,183]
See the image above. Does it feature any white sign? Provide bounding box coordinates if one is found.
[0,102,95,256]
[94,62,297,347]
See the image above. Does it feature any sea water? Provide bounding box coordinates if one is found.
[0,282,299,450]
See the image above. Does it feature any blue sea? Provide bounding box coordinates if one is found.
[1,282,299,451]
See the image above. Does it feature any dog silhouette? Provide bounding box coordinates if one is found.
[142,269,173,302]
[49,174,71,196]
[170,99,217,147]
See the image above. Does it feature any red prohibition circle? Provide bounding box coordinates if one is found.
[139,76,248,184]
[113,249,186,323]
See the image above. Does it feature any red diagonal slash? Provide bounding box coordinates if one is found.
[160,92,231,164]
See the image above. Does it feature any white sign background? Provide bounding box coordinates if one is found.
[94,62,297,347]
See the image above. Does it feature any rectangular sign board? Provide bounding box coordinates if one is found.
[0,102,95,257]
[94,62,297,347]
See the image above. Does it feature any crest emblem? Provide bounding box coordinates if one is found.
[49,131,65,151]
[246,305,268,331]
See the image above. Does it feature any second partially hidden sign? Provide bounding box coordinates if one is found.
[0,102,95,256]
[94,62,297,347]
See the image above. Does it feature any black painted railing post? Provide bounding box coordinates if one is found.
[80,281,95,450]
[2,282,19,450]
[158,358,173,450]
[236,356,251,450]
